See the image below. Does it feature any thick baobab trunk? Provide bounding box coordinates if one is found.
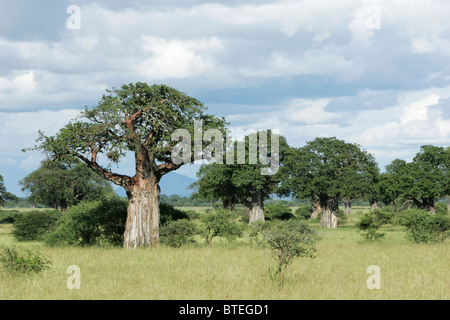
[320,196,339,229]
[124,179,161,249]
[248,191,265,223]
[311,195,321,219]
[343,199,352,215]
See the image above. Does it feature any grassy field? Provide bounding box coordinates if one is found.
[0,207,449,300]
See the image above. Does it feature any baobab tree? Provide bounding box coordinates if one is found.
[280,137,379,229]
[27,83,227,248]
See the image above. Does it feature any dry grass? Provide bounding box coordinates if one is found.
[0,213,449,300]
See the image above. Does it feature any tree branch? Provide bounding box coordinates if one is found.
[76,153,132,190]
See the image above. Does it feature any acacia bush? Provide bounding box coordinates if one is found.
[356,209,391,241]
[12,210,61,241]
[262,219,318,280]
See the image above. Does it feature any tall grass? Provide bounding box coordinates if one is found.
[0,211,449,300]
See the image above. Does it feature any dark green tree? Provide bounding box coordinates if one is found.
[0,174,17,206]
[279,137,379,228]
[20,158,115,211]
[192,131,289,223]
[403,145,450,214]
[26,83,227,248]
[378,159,410,217]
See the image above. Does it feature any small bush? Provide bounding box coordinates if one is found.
[160,219,197,247]
[12,210,61,241]
[248,220,269,247]
[262,220,318,280]
[200,209,243,245]
[357,210,388,241]
[0,247,51,275]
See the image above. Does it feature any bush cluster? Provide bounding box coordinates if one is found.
[12,210,61,241]
[398,209,450,243]
[44,197,128,247]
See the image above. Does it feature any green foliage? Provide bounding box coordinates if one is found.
[0,174,17,206]
[280,137,379,201]
[192,132,290,215]
[294,205,313,220]
[199,209,243,245]
[399,209,450,243]
[160,203,190,225]
[262,220,318,280]
[0,210,21,224]
[385,146,450,212]
[20,158,115,211]
[160,219,198,248]
[264,203,293,221]
[44,197,127,247]
[0,247,51,275]
[248,220,269,247]
[12,210,61,241]
[356,209,390,241]
[435,202,448,215]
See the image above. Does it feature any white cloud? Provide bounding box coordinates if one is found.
[399,94,440,124]
[136,36,221,79]
[0,71,37,93]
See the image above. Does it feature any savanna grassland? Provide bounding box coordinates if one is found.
[0,206,449,300]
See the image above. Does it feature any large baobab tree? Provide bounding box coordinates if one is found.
[27,83,227,248]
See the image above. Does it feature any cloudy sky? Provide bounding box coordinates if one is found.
[1,0,450,197]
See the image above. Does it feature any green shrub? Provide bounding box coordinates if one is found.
[160,219,197,247]
[44,197,127,247]
[0,247,51,275]
[399,209,450,243]
[12,210,61,241]
[435,202,448,216]
[357,210,388,241]
[294,205,312,220]
[200,209,243,245]
[262,220,318,280]
[265,203,293,221]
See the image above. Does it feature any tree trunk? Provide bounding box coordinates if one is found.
[393,200,398,219]
[311,195,321,219]
[123,178,160,249]
[319,195,339,229]
[370,199,378,211]
[248,191,265,223]
[343,199,352,215]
